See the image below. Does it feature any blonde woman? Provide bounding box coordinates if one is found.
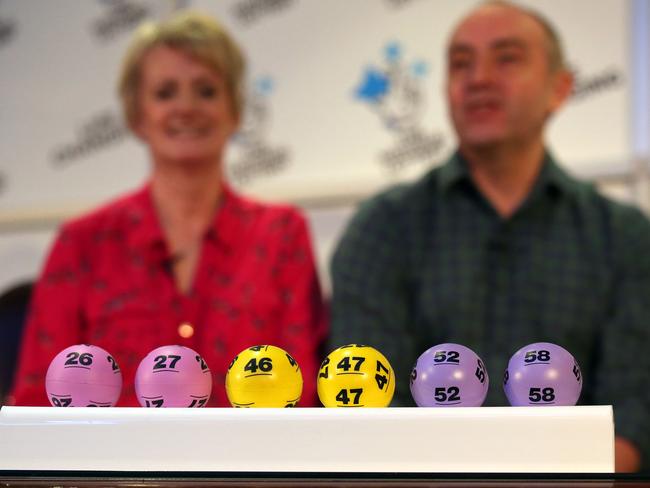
[12,12,325,407]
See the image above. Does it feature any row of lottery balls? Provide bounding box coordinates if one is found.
[45,342,582,408]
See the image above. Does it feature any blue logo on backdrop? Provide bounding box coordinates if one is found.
[355,42,444,173]
[229,77,290,185]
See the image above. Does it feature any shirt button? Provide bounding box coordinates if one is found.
[178,322,195,339]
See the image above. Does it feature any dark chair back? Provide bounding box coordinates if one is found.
[0,282,33,405]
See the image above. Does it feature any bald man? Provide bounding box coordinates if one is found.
[331,1,649,472]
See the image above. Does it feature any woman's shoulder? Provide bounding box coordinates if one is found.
[59,186,150,238]
[226,188,307,229]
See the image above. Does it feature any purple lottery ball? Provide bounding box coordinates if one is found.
[410,343,489,407]
[45,344,122,407]
[135,345,212,408]
[503,342,582,406]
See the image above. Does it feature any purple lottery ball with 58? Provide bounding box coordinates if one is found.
[503,342,582,406]
[410,343,489,407]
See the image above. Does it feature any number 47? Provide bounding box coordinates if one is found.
[375,361,389,390]
[336,388,362,405]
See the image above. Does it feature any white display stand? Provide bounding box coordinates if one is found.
[0,406,614,473]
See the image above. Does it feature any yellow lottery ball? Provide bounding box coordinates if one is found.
[226,345,303,407]
[317,344,395,407]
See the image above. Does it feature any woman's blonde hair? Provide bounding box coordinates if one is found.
[118,11,246,129]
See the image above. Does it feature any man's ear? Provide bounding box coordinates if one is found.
[548,68,574,115]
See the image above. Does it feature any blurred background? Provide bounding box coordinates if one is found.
[0,0,649,299]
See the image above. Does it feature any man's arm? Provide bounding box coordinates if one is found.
[329,194,416,406]
[616,436,641,472]
[595,205,650,472]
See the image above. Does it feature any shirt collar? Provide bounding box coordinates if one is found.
[126,182,246,255]
[436,151,470,192]
[124,183,163,252]
[436,149,580,197]
[208,183,252,253]
[538,152,581,196]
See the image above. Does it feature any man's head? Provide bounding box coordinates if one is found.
[446,1,573,152]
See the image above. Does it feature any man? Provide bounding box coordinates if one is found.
[330,1,649,472]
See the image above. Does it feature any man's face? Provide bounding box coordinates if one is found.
[446,5,569,150]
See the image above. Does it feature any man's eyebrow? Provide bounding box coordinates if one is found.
[448,43,473,56]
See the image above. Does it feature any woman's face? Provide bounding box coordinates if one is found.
[134,45,238,167]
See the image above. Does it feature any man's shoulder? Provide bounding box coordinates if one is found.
[546,160,648,227]
[564,174,647,224]
[596,192,650,241]
[356,167,441,219]
[332,169,443,281]
[561,173,650,248]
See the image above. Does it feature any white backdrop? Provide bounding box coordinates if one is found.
[0,0,640,294]
[0,0,632,212]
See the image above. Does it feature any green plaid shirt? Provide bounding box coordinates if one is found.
[331,151,650,467]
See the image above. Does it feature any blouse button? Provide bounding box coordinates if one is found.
[177,322,195,339]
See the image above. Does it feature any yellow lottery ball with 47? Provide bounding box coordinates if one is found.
[317,344,395,407]
[226,345,303,407]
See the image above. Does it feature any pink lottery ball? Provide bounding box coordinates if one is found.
[45,344,122,407]
[135,345,212,408]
